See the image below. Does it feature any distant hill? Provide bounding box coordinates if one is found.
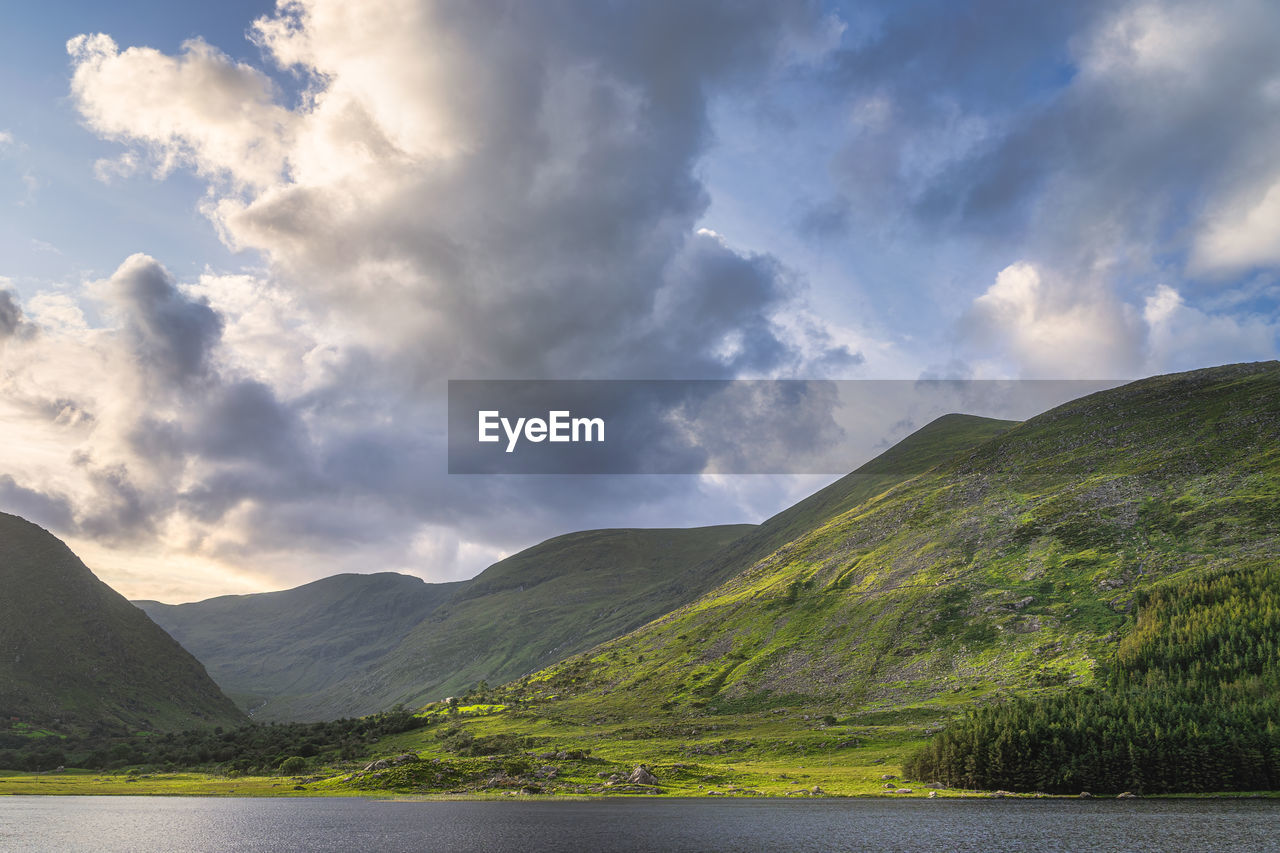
[141,525,756,721]
[0,513,245,733]
[524,363,1279,727]
[136,573,463,714]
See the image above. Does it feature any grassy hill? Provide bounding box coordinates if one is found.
[0,513,245,734]
[524,363,1278,721]
[137,573,463,714]
[265,525,757,720]
[134,413,1017,723]
[648,413,1019,604]
[140,525,759,721]
[294,361,1275,797]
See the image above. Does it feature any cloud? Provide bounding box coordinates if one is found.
[0,475,74,530]
[964,262,1278,377]
[21,0,1271,600]
[0,288,25,338]
[821,0,1280,285]
[70,1,850,385]
[1142,284,1279,371]
[1193,181,1280,275]
[67,34,294,188]
[2,1,874,597]
[94,254,223,388]
[963,262,1142,378]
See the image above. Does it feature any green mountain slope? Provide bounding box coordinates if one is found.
[137,573,463,713]
[0,513,245,733]
[653,413,1019,601]
[905,560,1280,793]
[276,417,1014,721]
[274,525,757,720]
[521,362,1279,726]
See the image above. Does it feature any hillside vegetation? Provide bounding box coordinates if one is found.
[905,560,1280,793]
[519,363,1277,725]
[0,514,245,734]
[277,526,761,719]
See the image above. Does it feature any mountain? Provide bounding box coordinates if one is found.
[521,363,1279,725]
[139,525,757,721]
[256,415,1018,720]
[136,413,1017,723]
[136,573,463,714]
[267,525,759,719]
[0,513,245,733]
[648,413,1019,603]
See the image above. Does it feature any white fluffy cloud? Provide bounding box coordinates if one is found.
[69,0,850,382]
[965,263,1142,378]
[1194,181,1280,275]
[965,262,1278,378]
[68,34,295,188]
[1143,284,1280,370]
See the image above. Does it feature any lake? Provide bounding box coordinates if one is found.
[2,796,1278,852]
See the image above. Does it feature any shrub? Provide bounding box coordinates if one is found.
[278,756,307,775]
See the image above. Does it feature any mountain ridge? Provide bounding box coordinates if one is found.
[140,524,756,720]
[519,362,1279,721]
[0,513,245,733]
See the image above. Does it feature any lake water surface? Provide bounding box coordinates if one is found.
[2,796,1278,852]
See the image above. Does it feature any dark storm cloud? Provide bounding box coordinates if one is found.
[0,290,24,338]
[0,475,75,530]
[76,462,154,542]
[106,253,222,386]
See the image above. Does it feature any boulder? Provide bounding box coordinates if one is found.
[893,788,913,794]
[628,765,659,785]
[362,759,390,772]
[1078,792,1093,799]
[880,773,897,780]
[1117,791,1138,799]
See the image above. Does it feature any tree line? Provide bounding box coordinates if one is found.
[0,707,429,775]
[905,561,1280,794]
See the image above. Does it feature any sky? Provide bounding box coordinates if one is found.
[0,0,1277,602]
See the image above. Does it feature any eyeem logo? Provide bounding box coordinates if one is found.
[478,410,605,453]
